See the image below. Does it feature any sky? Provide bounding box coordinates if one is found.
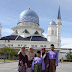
[0,0,72,48]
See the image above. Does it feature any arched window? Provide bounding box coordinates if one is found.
[52,30,54,35]
[55,30,57,36]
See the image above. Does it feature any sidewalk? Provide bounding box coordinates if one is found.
[0,60,18,64]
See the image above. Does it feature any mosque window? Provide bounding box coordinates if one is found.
[18,45,20,46]
[55,30,57,36]
[11,44,13,46]
[22,29,30,34]
[31,45,34,47]
[21,45,22,46]
[31,45,37,47]
[8,44,13,46]
[8,44,10,46]
[35,45,37,47]
[52,30,54,35]
[24,45,27,47]
[1,44,5,46]
[34,31,39,34]
[44,45,46,47]
[40,45,43,47]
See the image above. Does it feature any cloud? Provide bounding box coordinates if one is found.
[43,33,72,48]
[2,28,13,37]
[43,33,47,38]
[55,0,72,10]
[61,45,72,48]
[61,37,72,48]
[0,16,17,28]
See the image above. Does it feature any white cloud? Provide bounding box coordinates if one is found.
[43,34,72,48]
[61,45,72,48]
[43,33,47,38]
[61,37,72,48]
[2,28,13,37]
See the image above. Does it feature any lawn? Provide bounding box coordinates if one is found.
[0,59,15,62]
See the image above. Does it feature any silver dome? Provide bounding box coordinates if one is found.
[50,20,56,25]
[19,9,39,24]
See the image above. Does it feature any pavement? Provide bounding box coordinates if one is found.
[0,62,72,72]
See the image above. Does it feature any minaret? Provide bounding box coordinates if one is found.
[56,6,62,48]
[47,20,57,43]
[0,24,2,39]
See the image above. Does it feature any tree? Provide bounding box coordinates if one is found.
[0,46,18,59]
[66,52,72,61]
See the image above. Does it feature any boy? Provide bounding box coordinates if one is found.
[48,44,58,72]
[31,51,45,72]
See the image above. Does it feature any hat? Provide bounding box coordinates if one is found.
[42,48,45,50]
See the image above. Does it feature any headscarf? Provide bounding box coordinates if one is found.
[18,46,26,56]
[26,47,35,61]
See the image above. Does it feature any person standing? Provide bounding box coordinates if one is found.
[41,48,49,72]
[26,47,35,72]
[32,51,45,72]
[18,46,28,72]
[48,44,58,72]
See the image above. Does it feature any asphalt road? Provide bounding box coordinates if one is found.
[0,62,72,72]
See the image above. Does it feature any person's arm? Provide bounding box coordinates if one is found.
[18,52,22,61]
[46,53,49,68]
[55,51,58,66]
[42,58,45,70]
[31,58,35,70]
[18,52,23,66]
[25,55,28,68]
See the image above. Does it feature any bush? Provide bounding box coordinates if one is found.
[0,46,18,59]
[66,52,72,61]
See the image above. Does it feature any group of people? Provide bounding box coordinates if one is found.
[18,44,58,72]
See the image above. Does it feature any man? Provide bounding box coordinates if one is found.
[26,47,35,72]
[41,48,49,72]
[31,51,45,72]
[47,44,58,72]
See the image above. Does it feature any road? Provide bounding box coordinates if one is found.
[0,62,72,72]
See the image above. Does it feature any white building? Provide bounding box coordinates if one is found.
[0,6,70,60]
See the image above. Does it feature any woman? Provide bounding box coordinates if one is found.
[41,48,49,72]
[18,46,28,72]
[26,47,35,72]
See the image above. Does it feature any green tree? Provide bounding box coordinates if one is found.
[66,52,72,61]
[0,46,17,59]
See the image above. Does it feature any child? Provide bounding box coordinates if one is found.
[31,51,45,72]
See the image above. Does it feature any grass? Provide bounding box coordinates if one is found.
[0,59,15,62]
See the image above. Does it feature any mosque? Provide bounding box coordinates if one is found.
[0,6,69,60]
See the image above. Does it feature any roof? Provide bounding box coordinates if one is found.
[57,6,61,19]
[50,20,56,25]
[0,35,47,41]
[19,9,39,24]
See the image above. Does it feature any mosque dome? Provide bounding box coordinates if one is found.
[50,20,56,25]
[19,7,39,24]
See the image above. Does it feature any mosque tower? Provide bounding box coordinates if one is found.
[56,6,62,48]
[47,20,57,43]
[0,24,2,39]
[47,6,62,48]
